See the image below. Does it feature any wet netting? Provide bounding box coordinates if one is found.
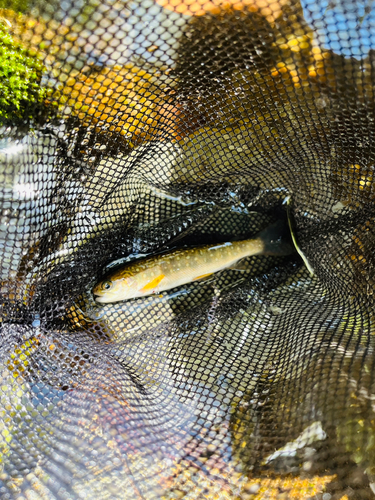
[1,0,375,498]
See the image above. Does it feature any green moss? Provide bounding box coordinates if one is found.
[0,22,52,126]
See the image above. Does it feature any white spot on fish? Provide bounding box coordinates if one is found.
[208,242,232,251]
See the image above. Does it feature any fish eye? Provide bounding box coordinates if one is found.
[101,280,113,291]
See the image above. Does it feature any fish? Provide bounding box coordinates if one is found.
[93,221,294,303]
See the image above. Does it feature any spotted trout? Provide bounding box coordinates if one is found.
[93,222,294,303]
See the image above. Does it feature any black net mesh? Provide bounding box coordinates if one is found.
[1,0,375,498]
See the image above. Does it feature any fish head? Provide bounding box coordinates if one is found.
[93,273,137,303]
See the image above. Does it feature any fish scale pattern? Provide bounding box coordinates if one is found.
[0,0,375,498]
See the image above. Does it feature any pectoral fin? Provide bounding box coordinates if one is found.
[193,273,214,282]
[140,274,165,293]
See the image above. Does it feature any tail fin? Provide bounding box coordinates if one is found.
[257,220,295,256]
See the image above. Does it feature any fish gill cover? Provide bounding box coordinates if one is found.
[0,0,374,498]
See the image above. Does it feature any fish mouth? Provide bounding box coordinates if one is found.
[94,294,109,304]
